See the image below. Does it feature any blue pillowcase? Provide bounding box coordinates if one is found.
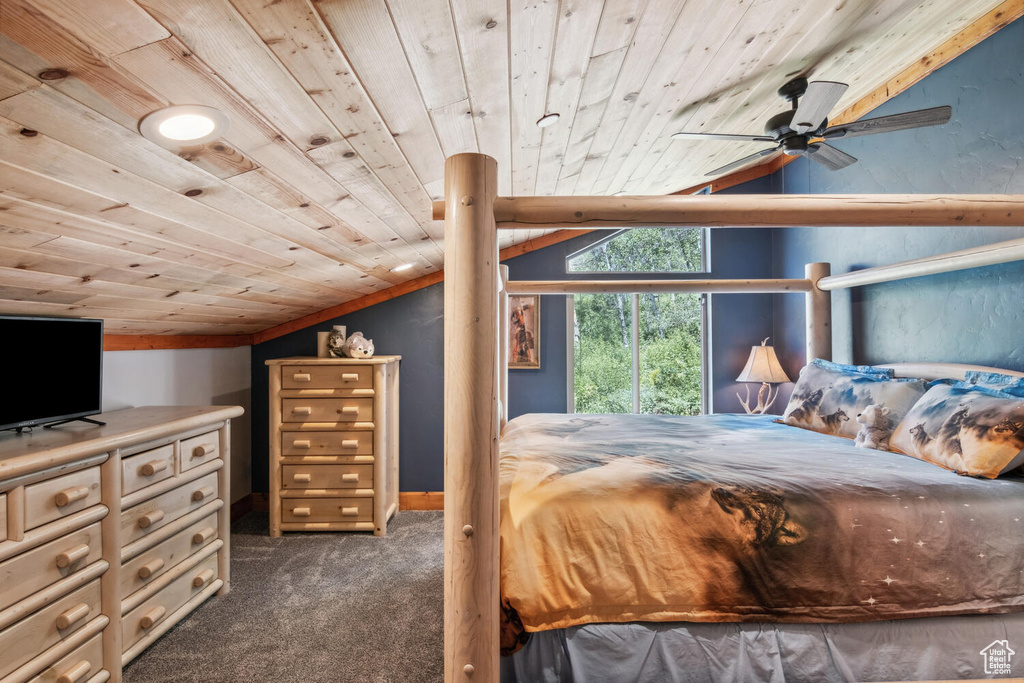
[809,358,895,379]
[963,370,1024,398]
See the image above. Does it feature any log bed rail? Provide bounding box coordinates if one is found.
[440,152,1024,683]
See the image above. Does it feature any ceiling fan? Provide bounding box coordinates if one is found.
[672,77,952,177]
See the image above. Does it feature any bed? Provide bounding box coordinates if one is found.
[436,152,1024,682]
[498,411,1024,681]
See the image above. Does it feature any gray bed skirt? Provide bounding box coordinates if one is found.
[501,614,1024,682]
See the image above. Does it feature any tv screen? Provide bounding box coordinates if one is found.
[0,316,104,431]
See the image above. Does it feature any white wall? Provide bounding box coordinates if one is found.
[103,346,252,502]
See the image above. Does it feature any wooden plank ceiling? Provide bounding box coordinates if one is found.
[0,0,1010,336]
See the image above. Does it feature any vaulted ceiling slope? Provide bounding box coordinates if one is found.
[0,0,1013,337]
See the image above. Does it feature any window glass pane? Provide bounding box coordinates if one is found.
[567,228,704,273]
[638,293,703,416]
[573,293,633,414]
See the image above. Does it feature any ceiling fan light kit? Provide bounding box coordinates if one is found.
[672,77,952,177]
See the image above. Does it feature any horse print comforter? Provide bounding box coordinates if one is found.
[499,413,1024,653]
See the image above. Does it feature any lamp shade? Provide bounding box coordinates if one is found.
[736,341,790,384]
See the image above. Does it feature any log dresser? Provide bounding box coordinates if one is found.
[266,356,400,538]
[0,405,242,683]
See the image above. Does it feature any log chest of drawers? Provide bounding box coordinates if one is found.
[0,405,241,683]
[266,357,400,537]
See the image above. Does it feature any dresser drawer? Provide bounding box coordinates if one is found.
[282,431,373,456]
[0,580,102,678]
[122,553,219,651]
[0,522,102,612]
[121,443,176,495]
[281,398,373,423]
[282,464,373,491]
[180,431,220,472]
[120,512,219,600]
[281,497,373,524]
[282,364,372,390]
[26,632,103,683]
[25,467,102,532]
[121,472,219,546]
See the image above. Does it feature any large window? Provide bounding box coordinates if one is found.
[568,228,707,416]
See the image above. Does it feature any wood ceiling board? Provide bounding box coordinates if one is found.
[109,38,435,268]
[0,3,166,128]
[449,0,513,196]
[555,46,628,193]
[0,85,379,274]
[230,0,437,229]
[314,0,447,193]
[0,174,381,301]
[509,0,559,202]
[386,0,468,110]
[568,0,688,196]
[176,140,259,180]
[429,99,479,158]
[135,0,341,152]
[0,58,41,100]
[533,0,604,197]
[12,0,170,56]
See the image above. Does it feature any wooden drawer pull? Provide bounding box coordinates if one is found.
[56,660,92,683]
[292,439,312,449]
[55,486,89,507]
[140,605,166,629]
[341,507,359,517]
[56,602,90,630]
[138,509,165,529]
[341,440,359,449]
[140,459,169,476]
[56,543,91,569]
[291,406,313,416]
[341,373,359,382]
[292,372,311,382]
[192,568,215,588]
[341,473,359,483]
[191,486,215,502]
[339,406,359,415]
[292,507,311,517]
[192,526,216,545]
[191,444,215,459]
[138,557,165,579]
[292,473,312,483]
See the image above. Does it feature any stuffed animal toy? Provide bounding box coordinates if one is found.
[342,331,375,359]
[854,404,891,450]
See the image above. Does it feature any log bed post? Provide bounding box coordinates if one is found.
[499,264,510,430]
[805,262,832,362]
[443,153,500,683]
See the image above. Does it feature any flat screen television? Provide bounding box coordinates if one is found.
[0,315,104,432]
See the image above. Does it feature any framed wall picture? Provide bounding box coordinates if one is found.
[509,294,540,369]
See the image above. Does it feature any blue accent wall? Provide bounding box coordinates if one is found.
[770,17,1024,386]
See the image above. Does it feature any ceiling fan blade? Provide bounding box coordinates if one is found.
[821,105,952,140]
[671,131,775,143]
[806,142,857,171]
[792,81,848,133]
[705,147,780,177]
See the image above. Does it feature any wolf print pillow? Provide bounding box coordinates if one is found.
[964,370,1024,398]
[891,383,1024,478]
[782,362,928,441]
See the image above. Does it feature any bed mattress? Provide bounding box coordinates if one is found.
[499,413,1024,652]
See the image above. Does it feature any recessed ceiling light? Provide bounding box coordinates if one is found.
[139,105,230,146]
[536,113,560,128]
[391,263,416,273]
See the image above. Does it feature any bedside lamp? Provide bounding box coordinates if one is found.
[736,337,790,414]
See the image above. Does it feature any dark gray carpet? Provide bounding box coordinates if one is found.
[123,511,444,683]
